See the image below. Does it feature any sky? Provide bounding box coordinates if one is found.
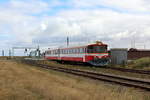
[0,0,150,55]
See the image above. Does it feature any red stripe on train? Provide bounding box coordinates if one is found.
[45,56,84,62]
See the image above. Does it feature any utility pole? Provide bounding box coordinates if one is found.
[9,49,11,57]
[2,50,4,56]
[67,36,69,47]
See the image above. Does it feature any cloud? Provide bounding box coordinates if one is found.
[67,0,150,13]
[31,9,150,49]
[1,0,150,56]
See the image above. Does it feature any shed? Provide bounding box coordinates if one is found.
[110,48,128,65]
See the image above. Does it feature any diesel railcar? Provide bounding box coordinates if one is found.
[45,42,109,66]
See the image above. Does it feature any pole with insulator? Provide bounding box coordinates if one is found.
[67,36,69,47]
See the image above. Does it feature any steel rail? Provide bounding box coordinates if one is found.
[20,59,150,91]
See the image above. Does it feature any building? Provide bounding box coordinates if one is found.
[110,48,128,65]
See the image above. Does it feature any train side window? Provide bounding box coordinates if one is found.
[75,49,77,53]
[80,48,81,53]
[80,48,82,53]
[65,50,66,54]
[82,48,84,53]
[79,48,81,53]
[83,48,85,53]
[77,48,79,53]
[85,48,87,53]
[56,50,57,54]
[59,49,61,54]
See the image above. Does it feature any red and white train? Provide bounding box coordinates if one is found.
[45,41,110,66]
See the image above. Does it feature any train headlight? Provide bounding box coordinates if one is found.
[94,56,99,60]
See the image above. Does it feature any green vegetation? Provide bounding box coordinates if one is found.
[128,57,150,70]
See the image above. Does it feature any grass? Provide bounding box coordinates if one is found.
[127,57,150,70]
[0,60,149,100]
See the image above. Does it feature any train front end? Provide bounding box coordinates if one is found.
[85,42,110,66]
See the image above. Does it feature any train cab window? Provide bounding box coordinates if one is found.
[87,45,107,53]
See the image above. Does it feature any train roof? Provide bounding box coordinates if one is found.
[45,42,107,51]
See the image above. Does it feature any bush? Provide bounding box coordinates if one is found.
[129,57,150,69]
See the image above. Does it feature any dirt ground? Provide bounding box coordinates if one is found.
[0,60,149,100]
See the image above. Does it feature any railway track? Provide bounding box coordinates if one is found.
[22,58,150,75]
[21,59,150,91]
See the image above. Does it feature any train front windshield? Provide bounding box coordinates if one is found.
[87,45,107,53]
